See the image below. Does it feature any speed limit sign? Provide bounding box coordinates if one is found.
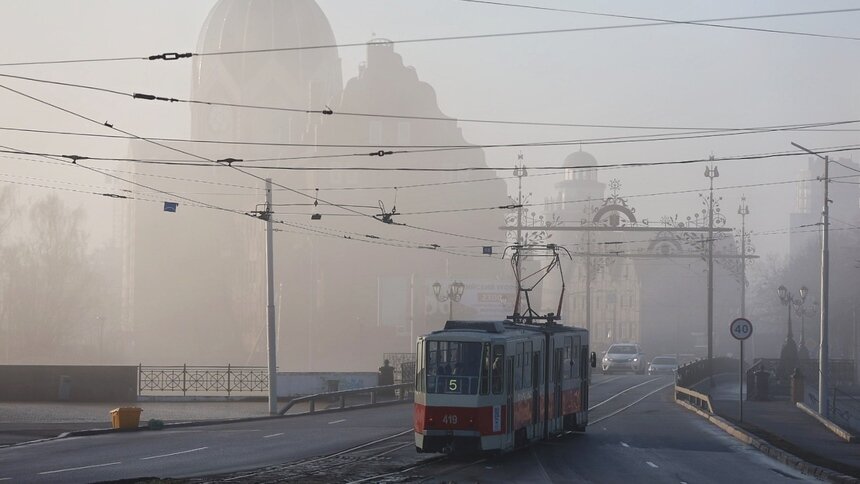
[730,318,753,340]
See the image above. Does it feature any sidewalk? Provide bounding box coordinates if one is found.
[708,379,860,478]
[0,400,276,447]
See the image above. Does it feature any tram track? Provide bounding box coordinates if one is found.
[194,376,673,483]
[358,375,676,483]
[194,429,418,484]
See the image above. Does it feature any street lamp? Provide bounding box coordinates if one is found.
[704,162,719,385]
[794,295,816,360]
[777,285,806,380]
[433,281,465,320]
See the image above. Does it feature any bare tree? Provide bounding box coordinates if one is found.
[1,195,100,363]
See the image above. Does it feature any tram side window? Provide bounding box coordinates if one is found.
[492,345,504,394]
[480,343,490,395]
[416,341,424,393]
[523,341,532,388]
[515,342,524,390]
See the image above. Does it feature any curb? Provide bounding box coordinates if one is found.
[675,398,858,483]
[5,399,414,447]
[796,402,857,443]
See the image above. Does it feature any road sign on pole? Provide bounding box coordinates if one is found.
[730,318,753,341]
[730,318,753,421]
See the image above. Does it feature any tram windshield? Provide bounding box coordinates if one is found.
[424,341,483,395]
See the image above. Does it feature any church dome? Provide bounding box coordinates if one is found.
[564,150,598,167]
[191,0,343,143]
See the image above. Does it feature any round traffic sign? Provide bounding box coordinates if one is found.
[730,318,753,340]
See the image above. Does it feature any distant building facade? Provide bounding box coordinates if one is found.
[124,1,510,369]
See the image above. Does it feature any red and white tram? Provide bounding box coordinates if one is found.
[414,320,596,453]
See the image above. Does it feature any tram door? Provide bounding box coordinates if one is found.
[506,356,514,446]
[532,351,540,427]
[553,347,563,426]
[578,339,589,414]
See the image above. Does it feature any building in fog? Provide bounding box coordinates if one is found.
[124,0,511,369]
[789,157,860,258]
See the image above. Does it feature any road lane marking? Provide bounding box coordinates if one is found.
[140,447,207,460]
[620,441,630,448]
[263,432,284,438]
[328,419,346,424]
[646,461,659,468]
[39,462,121,475]
[0,477,11,481]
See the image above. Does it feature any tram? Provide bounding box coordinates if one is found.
[414,319,596,453]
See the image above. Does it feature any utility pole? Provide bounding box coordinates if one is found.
[705,160,720,384]
[586,230,592,335]
[738,197,750,358]
[264,178,278,415]
[791,142,830,417]
[513,155,527,316]
[738,197,749,319]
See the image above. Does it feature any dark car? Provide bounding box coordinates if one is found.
[647,356,679,375]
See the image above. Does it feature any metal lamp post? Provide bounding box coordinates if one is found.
[433,281,465,320]
[794,296,815,360]
[777,285,806,381]
[705,163,719,385]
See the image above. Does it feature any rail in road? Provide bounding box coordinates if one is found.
[0,375,812,483]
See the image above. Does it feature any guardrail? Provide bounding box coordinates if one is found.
[676,357,740,388]
[278,382,414,416]
[675,385,714,413]
[831,387,860,433]
[747,358,854,388]
[138,364,268,396]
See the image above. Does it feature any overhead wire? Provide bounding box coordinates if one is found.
[2,6,858,68]
[460,1,860,42]
[0,80,513,251]
[3,72,859,156]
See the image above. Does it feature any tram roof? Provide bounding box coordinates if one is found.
[433,320,586,337]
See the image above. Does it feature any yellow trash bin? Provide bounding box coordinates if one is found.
[110,407,143,430]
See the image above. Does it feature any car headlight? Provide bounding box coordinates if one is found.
[633,358,639,362]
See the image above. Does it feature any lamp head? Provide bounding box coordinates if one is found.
[799,286,808,301]
[432,282,441,297]
[452,281,465,300]
[777,285,788,302]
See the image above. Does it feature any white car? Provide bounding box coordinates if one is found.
[601,343,646,374]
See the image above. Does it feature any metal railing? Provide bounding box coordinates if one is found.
[747,358,854,389]
[676,357,740,389]
[383,352,416,384]
[675,386,714,413]
[138,364,268,396]
[278,382,414,416]
[831,387,860,433]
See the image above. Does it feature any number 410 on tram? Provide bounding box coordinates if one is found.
[414,320,597,453]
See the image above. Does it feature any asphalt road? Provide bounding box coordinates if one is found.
[417,375,815,483]
[0,404,412,483]
[0,375,816,483]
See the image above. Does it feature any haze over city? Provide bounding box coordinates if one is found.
[0,0,857,373]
